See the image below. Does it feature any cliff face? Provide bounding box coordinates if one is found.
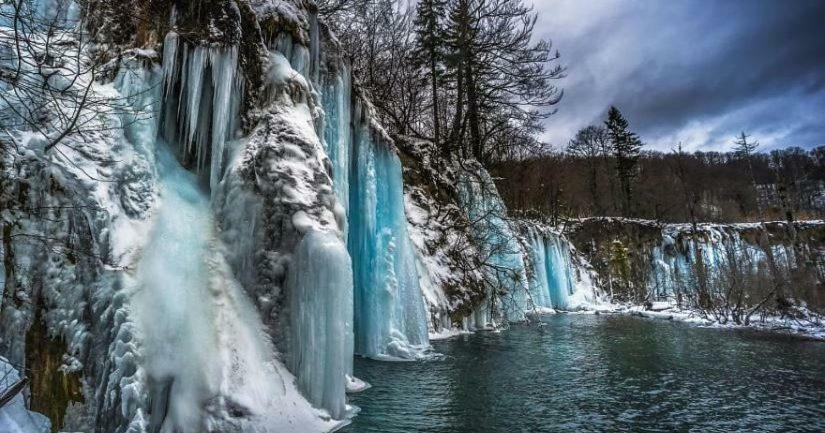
[0,2,604,432]
[565,218,825,317]
[3,1,450,431]
[2,1,358,431]
[397,140,601,331]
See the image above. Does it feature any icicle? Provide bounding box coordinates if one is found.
[184,46,206,159]
[161,32,179,96]
[208,46,239,192]
[159,34,241,190]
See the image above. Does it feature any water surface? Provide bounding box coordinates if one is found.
[344,314,825,433]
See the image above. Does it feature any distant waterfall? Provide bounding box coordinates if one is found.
[526,228,577,310]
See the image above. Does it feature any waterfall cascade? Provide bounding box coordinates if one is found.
[456,165,532,323]
[450,163,594,324]
[348,107,430,359]
[119,36,345,431]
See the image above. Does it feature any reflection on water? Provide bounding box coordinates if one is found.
[344,315,825,433]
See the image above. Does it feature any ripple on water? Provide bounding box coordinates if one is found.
[344,315,825,433]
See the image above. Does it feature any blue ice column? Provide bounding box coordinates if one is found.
[287,230,354,419]
[320,67,352,216]
[317,61,429,358]
[525,228,576,311]
[347,103,429,359]
[526,228,554,309]
[544,236,574,310]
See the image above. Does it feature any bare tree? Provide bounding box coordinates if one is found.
[0,0,141,156]
[567,125,609,214]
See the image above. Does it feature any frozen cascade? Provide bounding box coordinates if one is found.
[132,145,338,433]
[346,102,430,359]
[526,229,554,310]
[320,65,352,218]
[132,147,220,432]
[545,236,575,309]
[213,39,356,420]
[526,224,595,311]
[315,52,429,358]
[123,34,344,431]
[457,167,531,322]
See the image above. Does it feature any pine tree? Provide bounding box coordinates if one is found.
[444,0,564,164]
[605,106,642,216]
[414,0,447,153]
[444,0,474,156]
[733,131,760,213]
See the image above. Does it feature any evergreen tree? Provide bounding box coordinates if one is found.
[733,131,760,212]
[444,0,473,155]
[444,0,564,163]
[414,0,447,152]
[605,106,642,216]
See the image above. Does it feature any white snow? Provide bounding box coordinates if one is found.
[0,358,50,433]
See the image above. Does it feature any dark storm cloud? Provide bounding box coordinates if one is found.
[534,0,825,151]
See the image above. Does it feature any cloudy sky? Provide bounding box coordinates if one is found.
[533,0,825,152]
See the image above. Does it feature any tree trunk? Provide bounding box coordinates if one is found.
[430,52,443,155]
[466,60,482,162]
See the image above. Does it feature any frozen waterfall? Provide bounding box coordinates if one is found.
[526,228,576,311]
[347,104,430,359]
[457,168,531,322]
[318,65,430,359]
[286,230,354,419]
[132,146,338,433]
[647,225,793,301]
[119,36,346,431]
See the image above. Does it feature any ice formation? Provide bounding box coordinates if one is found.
[451,163,598,326]
[317,52,430,359]
[185,32,356,423]
[647,224,795,301]
[159,32,242,192]
[348,105,430,359]
[1,2,601,431]
[286,231,354,419]
[132,142,338,433]
[525,227,576,310]
[456,165,532,323]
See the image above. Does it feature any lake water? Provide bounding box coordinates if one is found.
[343,314,825,433]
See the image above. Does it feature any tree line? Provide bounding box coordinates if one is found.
[323,0,563,165]
[493,107,825,223]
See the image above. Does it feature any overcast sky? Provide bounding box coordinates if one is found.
[533,0,825,152]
